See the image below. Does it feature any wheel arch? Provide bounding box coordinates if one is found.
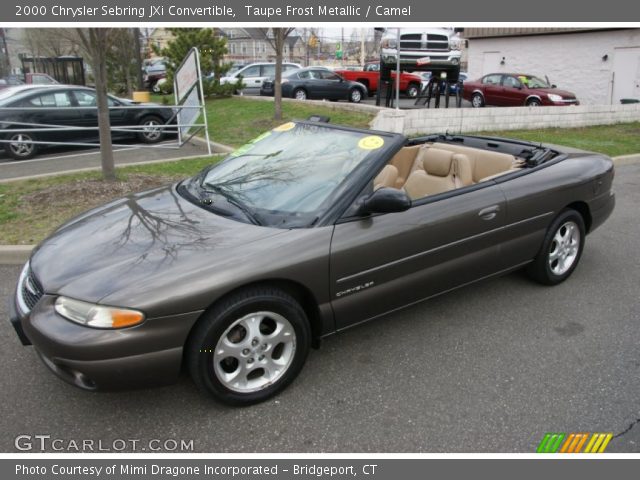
[525,95,542,105]
[292,86,307,98]
[184,278,324,364]
[564,201,592,233]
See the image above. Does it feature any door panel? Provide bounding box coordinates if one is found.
[481,74,502,105]
[71,91,126,141]
[329,185,507,330]
[238,65,262,94]
[21,91,77,142]
[500,75,525,106]
[613,47,640,103]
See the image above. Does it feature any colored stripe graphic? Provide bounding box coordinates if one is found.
[538,432,613,453]
[584,433,613,453]
[537,433,566,453]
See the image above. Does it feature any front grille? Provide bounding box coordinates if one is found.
[426,34,450,51]
[20,268,44,312]
[400,34,423,50]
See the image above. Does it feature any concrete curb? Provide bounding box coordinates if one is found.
[1,153,639,265]
[0,245,33,265]
[0,149,231,185]
[190,135,234,153]
[612,153,640,166]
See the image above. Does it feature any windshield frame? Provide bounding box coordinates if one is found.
[183,121,405,228]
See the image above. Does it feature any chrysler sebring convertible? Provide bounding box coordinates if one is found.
[9,120,615,405]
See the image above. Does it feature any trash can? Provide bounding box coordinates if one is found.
[132,91,151,103]
[620,98,640,104]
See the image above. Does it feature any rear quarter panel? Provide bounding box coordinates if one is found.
[494,154,614,268]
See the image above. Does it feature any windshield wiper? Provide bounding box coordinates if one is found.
[201,183,262,226]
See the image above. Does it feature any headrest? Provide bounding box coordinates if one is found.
[419,148,454,177]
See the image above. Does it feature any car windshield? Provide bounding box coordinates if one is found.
[518,75,550,88]
[197,123,390,226]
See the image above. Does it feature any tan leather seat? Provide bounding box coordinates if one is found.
[373,164,399,190]
[403,148,457,199]
[387,145,421,188]
[432,142,518,183]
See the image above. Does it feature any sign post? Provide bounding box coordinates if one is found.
[174,47,211,155]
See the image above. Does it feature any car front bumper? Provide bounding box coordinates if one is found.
[381,49,462,67]
[10,293,202,391]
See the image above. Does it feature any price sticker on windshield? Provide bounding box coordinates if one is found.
[358,135,385,150]
[273,122,296,132]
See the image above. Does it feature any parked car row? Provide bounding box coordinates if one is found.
[0,85,176,160]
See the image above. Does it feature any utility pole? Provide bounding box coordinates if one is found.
[360,28,365,66]
[0,28,10,77]
[341,27,344,67]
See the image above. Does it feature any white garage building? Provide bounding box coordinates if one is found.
[463,28,640,105]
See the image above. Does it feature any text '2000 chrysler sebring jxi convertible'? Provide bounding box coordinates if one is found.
[9,120,615,405]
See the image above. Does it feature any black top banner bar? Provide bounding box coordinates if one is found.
[4,0,640,22]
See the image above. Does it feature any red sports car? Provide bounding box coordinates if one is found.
[463,73,579,107]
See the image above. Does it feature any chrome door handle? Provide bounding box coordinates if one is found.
[478,205,500,220]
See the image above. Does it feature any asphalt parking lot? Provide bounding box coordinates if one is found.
[0,164,638,453]
[0,139,211,181]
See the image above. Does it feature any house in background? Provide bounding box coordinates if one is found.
[463,28,640,105]
[222,29,306,65]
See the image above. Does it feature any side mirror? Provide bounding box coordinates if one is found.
[360,188,411,215]
[551,84,557,88]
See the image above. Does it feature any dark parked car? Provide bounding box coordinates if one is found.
[261,67,368,103]
[0,85,175,160]
[10,121,615,405]
[463,73,579,107]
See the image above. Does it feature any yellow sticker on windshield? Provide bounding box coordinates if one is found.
[273,122,296,132]
[358,135,385,150]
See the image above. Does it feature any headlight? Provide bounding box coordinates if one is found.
[381,38,397,49]
[55,296,145,329]
[449,37,462,50]
[547,93,563,102]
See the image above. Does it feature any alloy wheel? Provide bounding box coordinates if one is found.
[548,221,580,275]
[8,133,35,158]
[213,311,296,393]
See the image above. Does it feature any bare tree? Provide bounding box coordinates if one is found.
[257,28,295,121]
[74,29,116,181]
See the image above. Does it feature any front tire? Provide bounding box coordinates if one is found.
[349,88,363,103]
[137,116,165,144]
[526,209,585,285]
[527,98,542,107]
[471,93,485,108]
[187,287,311,405]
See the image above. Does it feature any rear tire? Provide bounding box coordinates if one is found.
[406,83,420,98]
[526,209,585,285]
[293,88,307,101]
[187,287,311,406]
[5,131,38,160]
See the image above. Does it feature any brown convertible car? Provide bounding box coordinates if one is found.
[9,120,615,405]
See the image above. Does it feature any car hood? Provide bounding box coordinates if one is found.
[531,88,576,98]
[30,183,287,304]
